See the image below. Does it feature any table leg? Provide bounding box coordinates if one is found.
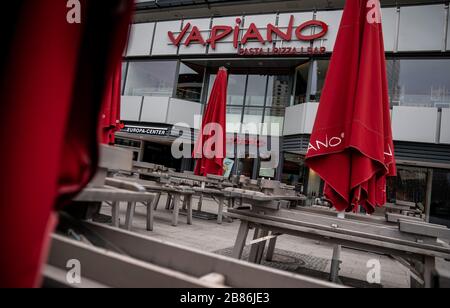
[249,228,262,263]
[153,192,161,211]
[198,193,203,212]
[146,200,154,232]
[172,194,181,227]
[329,245,342,283]
[111,201,120,228]
[187,195,193,225]
[217,196,224,225]
[424,256,436,288]
[165,193,173,210]
[232,221,250,259]
[256,230,269,264]
[125,202,136,231]
[266,234,278,262]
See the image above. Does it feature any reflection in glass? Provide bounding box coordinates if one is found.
[387,59,450,108]
[176,63,205,103]
[121,62,128,94]
[315,60,329,102]
[227,106,243,133]
[294,62,309,105]
[266,75,291,108]
[236,158,255,178]
[242,107,263,135]
[430,169,450,227]
[125,61,177,97]
[245,75,267,106]
[386,166,427,206]
[227,74,247,105]
[263,108,285,136]
[281,153,308,191]
[207,74,216,99]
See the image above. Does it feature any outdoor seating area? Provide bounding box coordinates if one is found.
[3,0,450,292]
[44,144,450,288]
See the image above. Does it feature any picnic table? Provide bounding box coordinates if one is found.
[74,180,156,231]
[228,205,450,288]
[125,171,235,224]
[113,176,196,227]
[385,200,423,217]
[45,221,341,288]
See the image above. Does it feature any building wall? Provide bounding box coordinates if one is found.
[122,3,450,147]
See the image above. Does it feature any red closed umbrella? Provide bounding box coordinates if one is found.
[0,0,133,288]
[305,0,396,213]
[100,63,124,145]
[193,67,228,176]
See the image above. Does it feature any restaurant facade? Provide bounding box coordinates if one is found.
[118,0,450,225]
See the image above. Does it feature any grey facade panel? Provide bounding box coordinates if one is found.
[398,4,446,52]
[447,5,450,51]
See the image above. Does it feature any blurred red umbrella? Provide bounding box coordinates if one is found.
[193,67,228,176]
[100,63,124,145]
[305,0,396,213]
[0,0,134,288]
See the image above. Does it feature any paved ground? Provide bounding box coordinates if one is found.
[100,194,448,288]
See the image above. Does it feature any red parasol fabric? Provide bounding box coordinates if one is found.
[0,0,134,288]
[305,0,396,214]
[100,62,123,145]
[193,67,228,176]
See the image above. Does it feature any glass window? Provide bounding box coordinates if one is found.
[266,75,291,108]
[207,74,216,99]
[121,62,128,94]
[227,106,243,133]
[386,166,427,205]
[176,63,205,103]
[263,108,285,136]
[315,60,329,102]
[294,62,310,105]
[245,75,267,107]
[307,169,325,200]
[236,158,255,178]
[125,61,177,97]
[387,59,450,108]
[260,154,276,179]
[281,153,307,188]
[227,74,247,105]
[242,107,263,135]
[430,169,450,227]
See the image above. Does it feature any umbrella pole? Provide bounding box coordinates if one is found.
[329,245,342,283]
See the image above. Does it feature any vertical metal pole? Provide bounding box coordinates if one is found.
[425,169,434,223]
[329,245,342,283]
[424,256,436,289]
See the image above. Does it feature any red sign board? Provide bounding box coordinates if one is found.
[168,16,329,51]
